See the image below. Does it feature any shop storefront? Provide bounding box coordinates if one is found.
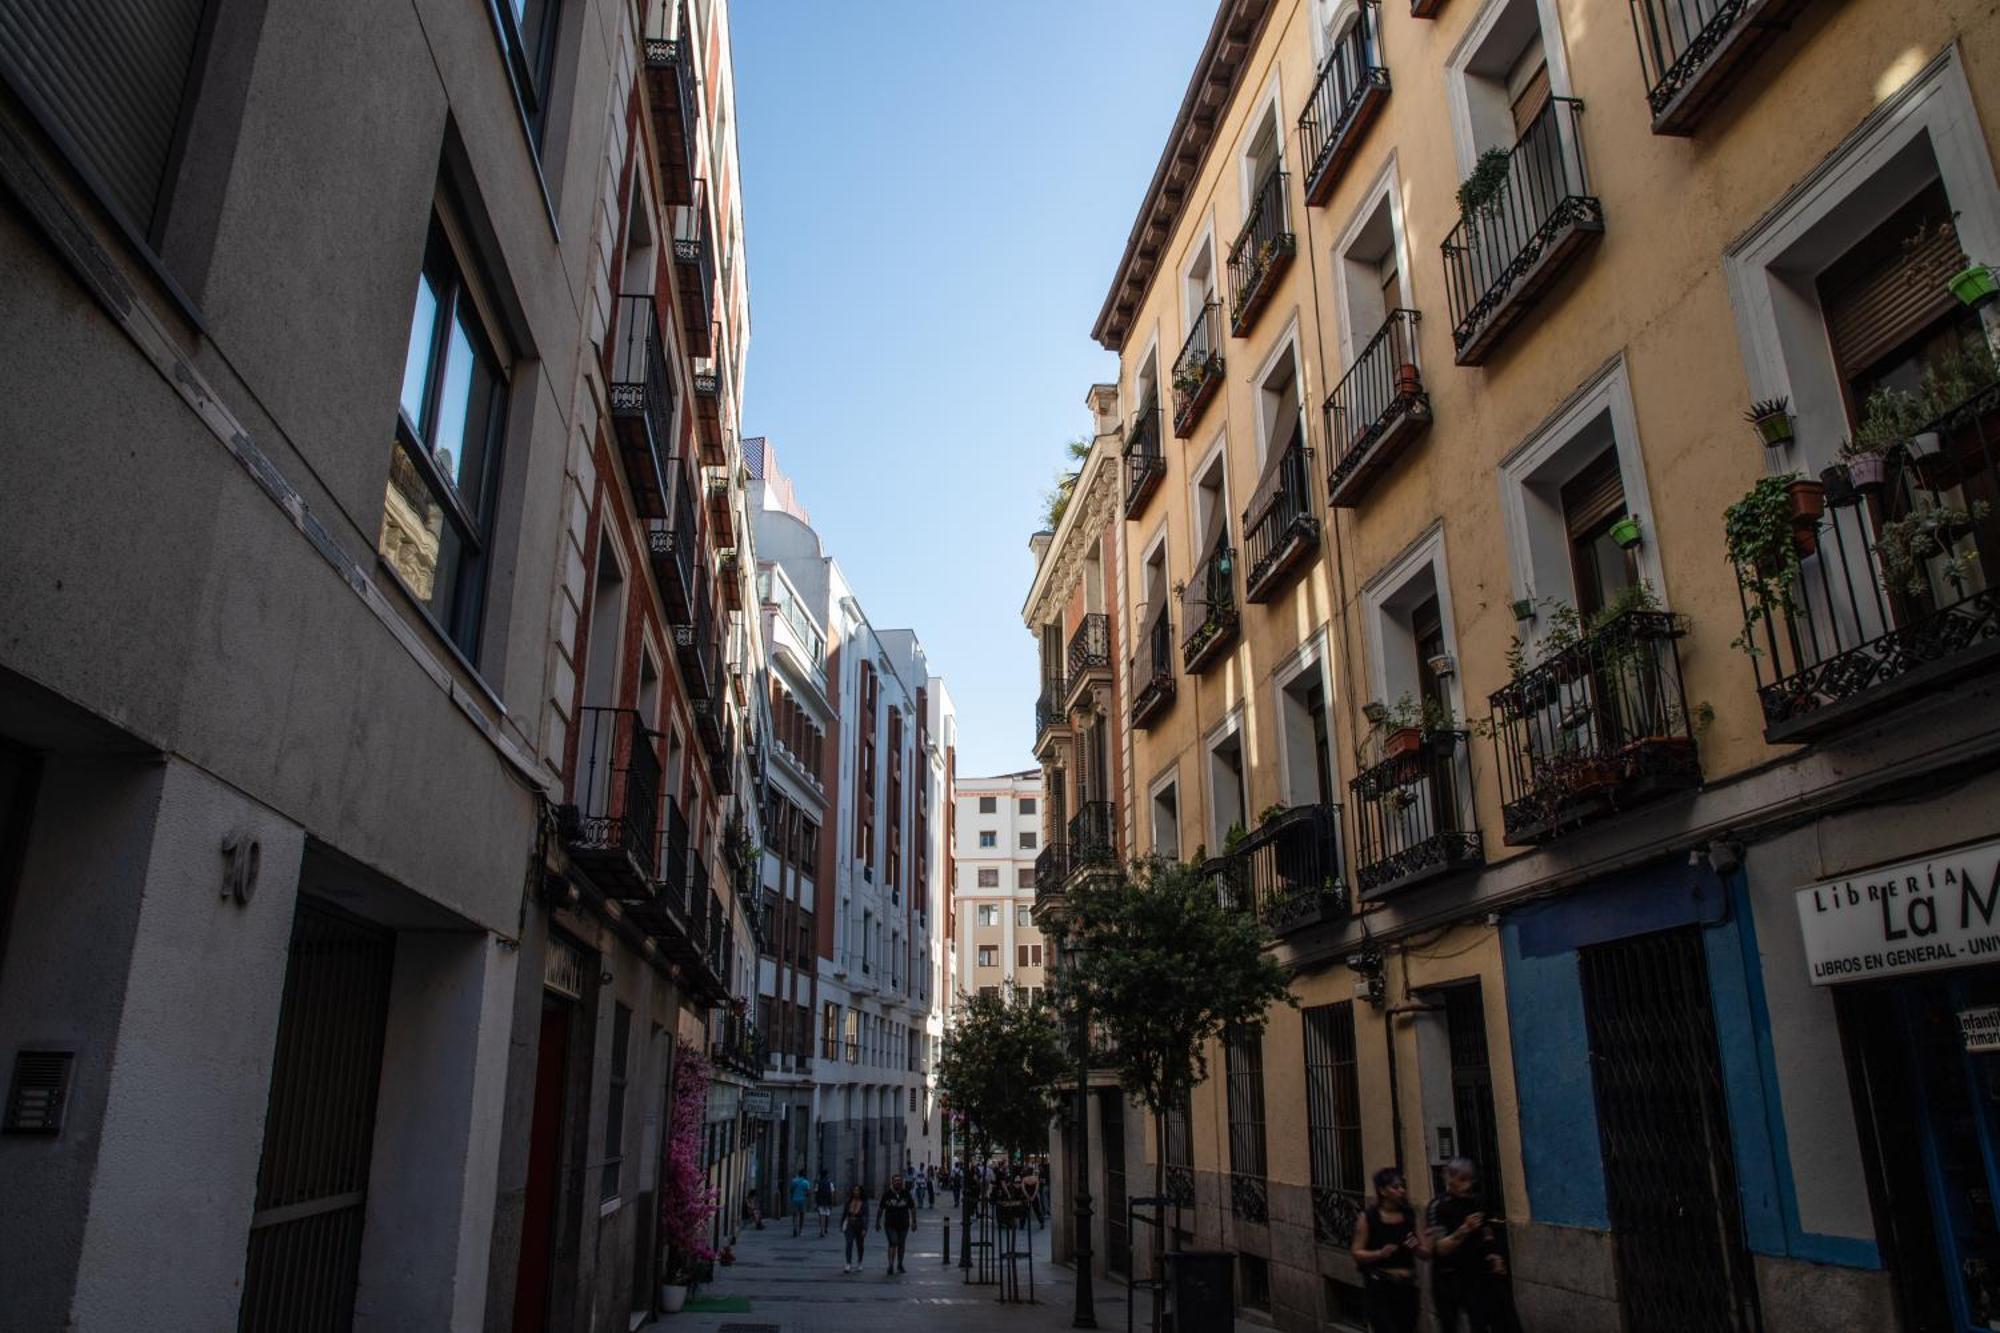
[1802,835,2000,1333]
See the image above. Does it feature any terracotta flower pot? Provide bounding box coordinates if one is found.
[1395,362,1423,397]
[1384,726,1423,760]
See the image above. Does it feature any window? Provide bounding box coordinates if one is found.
[1275,654,1336,807]
[497,0,566,144]
[978,796,998,814]
[1447,0,1568,164]
[910,1087,919,1112]
[1151,776,1181,861]
[977,946,998,968]
[1018,831,1037,850]
[1560,448,1637,621]
[602,1003,632,1201]
[977,868,1000,888]
[381,218,509,659]
[976,905,1001,927]
[1017,944,1044,968]
[1017,906,1033,927]
[1019,798,1037,815]
[1017,869,1035,891]
[823,1004,840,1060]
[979,986,999,1001]
[1225,1026,1268,1214]
[978,831,997,848]
[1207,722,1247,848]
[1304,1003,1364,1227]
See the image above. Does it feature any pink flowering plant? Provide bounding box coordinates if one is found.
[660,1039,719,1283]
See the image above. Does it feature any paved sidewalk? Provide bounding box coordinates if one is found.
[648,1204,1143,1332]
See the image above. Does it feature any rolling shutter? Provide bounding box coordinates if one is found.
[0,0,209,236]
[1820,192,1966,378]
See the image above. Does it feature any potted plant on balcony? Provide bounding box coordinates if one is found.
[1456,147,1512,224]
[1876,497,1993,598]
[1724,474,1808,655]
[1949,259,1998,310]
[1378,693,1424,760]
[1609,514,1643,550]
[1396,361,1424,398]
[1743,397,1794,449]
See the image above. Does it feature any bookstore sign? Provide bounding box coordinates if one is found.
[1797,836,2000,985]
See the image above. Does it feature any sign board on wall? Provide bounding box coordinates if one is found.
[1796,836,2000,985]
[1959,1006,2000,1053]
[744,1090,773,1116]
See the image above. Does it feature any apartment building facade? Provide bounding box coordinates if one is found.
[750,444,955,1195]
[1035,1,2000,1331]
[951,772,1052,1006]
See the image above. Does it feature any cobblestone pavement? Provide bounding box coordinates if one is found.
[647,1203,1144,1333]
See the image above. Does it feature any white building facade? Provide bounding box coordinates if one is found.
[951,772,1051,1006]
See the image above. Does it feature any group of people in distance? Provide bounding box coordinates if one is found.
[781,1157,1048,1277]
[1352,1157,1521,1333]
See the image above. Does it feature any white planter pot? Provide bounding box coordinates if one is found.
[660,1283,689,1314]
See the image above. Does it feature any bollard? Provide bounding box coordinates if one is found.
[942,1215,952,1265]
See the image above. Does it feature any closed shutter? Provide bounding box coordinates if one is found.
[1820,188,1966,378]
[1561,448,1627,539]
[0,0,209,237]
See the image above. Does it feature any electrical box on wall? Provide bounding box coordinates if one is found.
[4,1048,74,1134]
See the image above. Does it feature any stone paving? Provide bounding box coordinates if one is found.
[647,1201,1146,1333]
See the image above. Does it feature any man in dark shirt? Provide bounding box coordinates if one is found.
[1424,1158,1520,1332]
[877,1172,917,1275]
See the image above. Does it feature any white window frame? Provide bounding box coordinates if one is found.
[1723,47,2000,477]
[1237,71,1288,214]
[1442,0,1576,173]
[1331,154,1414,372]
[1495,356,1664,632]
[1250,318,1306,472]
[1181,213,1221,331]
[1133,326,1163,411]
[1189,430,1234,555]
[1148,762,1182,861]
[1359,522,1467,724]
[1269,629,1339,808]
[1202,707,1248,849]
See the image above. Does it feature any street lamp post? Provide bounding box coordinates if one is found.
[1064,935,1097,1329]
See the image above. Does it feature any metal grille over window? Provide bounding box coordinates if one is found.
[1224,1025,1269,1222]
[1304,1003,1364,1245]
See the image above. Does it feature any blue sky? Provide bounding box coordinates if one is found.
[731,2,1217,779]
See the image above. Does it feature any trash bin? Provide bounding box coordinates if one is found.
[1163,1249,1234,1332]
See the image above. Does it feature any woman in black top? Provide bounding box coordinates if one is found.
[839,1185,869,1273]
[1351,1167,1423,1333]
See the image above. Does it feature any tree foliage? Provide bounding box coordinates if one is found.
[1040,435,1095,533]
[1051,855,1292,1122]
[936,988,1070,1161]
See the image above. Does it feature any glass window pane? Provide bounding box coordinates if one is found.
[431,315,478,488]
[399,272,439,431]
[379,447,465,626]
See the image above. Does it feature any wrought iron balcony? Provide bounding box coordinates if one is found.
[1735,381,2000,742]
[710,717,735,792]
[560,706,662,892]
[1164,1165,1195,1208]
[1631,0,1815,135]
[1181,541,1240,674]
[1312,1187,1365,1246]
[692,696,725,755]
[718,547,742,612]
[692,363,724,464]
[1243,425,1319,603]
[1130,612,1176,730]
[1033,675,1069,759]
[1033,837,1070,905]
[1230,1173,1270,1222]
[1124,399,1166,518]
[1066,801,1118,877]
[608,294,675,519]
[712,1015,764,1079]
[704,467,734,547]
[1228,169,1295,337]
[1488,608,1701,845]
[673,178,715,356]
[1441,98,1602,366]
[1351,730,1482,899]
[647,469,700,620]
[1228,804,1348,936]
[675,580,719,701]
[1326,309,1431,507]
[1064,613,1111,709]
[1299,2,1389,206]
[641,4,697,206]
[1172,301,1224,438]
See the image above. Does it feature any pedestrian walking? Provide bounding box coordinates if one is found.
[1023,1163,1043,1229]
[949,1162,963,1208]
[1352,1167,1423,1333]
[878,1172,917,1274]
[789,1168,812,1237]
[1424,1158,1523,1333]
[816,1172,835,1237]
[840,1185,870,1273]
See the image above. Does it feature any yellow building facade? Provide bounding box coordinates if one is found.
[1033,0,2000,1329]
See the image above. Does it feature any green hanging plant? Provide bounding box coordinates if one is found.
[1723,474,1805,655]
[1456,148,1513,221]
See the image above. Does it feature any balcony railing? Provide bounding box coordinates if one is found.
[608,294,675,519]
[1299,3,1390,205]
[561,706,662,892]
[1065,613,1111,706]
[1488,609,1701,845]
[1441,97,1602,366]
[1228,804,1348,936]
[673,178,715,356]
[1130,612,1177,730]
[1181,540,1240,673]
[1172,302,1224,438]
[1228,169,1295,337]
[692,363,724,464]
[1351,731,1482,898]
[711,718,736,793]
[675,580,719,701]
[1067,801,1117,874]
[647,469,700,619]
[1124,399,1167,517]
[1735,381,2000,742]
[641,6,697,205]
[1630,0,1814,135]
[1326,309,1432,507]
[661,795,691,902]
[1033,837,1070,905]
[1243,425,1319,603]
[1033,675,1069,756]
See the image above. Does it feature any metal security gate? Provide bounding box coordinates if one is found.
[1100,1090,1130,1275]
[1581,928,1761,1333]
[240,902,396,1332]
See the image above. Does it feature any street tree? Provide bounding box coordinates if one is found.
[1049,855,1292,1280]
[936,986,1069,1163]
